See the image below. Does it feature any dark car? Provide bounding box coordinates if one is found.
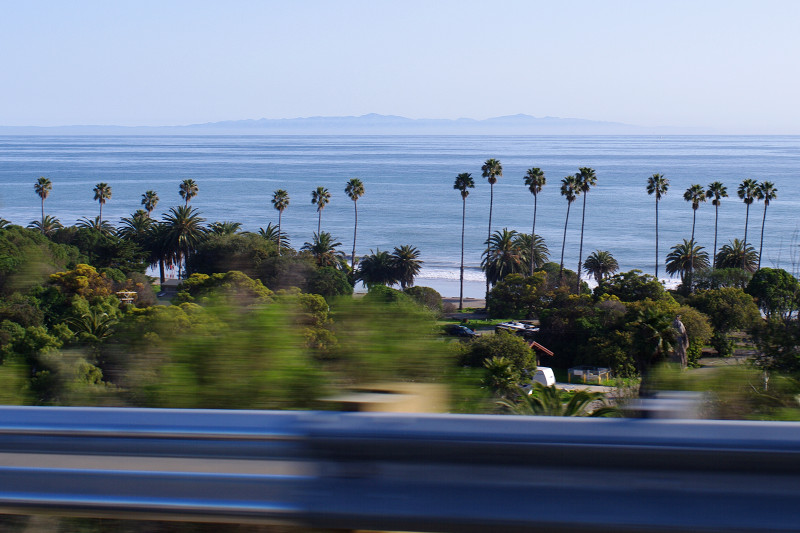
[447,324,479,338]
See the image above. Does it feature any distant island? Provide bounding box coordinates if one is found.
[0,113,699,135]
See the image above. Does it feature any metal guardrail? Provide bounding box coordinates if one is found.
[1,406,800,531]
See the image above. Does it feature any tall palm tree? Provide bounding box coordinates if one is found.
[559,175,580,277]
[716,239,758,272]
[575,167,597,291]
[34,177,52,233]
[301,231,345,269]
[258,223,290,252]
[737,178,759,269]
[453,172,475,310]
[345,178,365,270]
[311,186,331,234]
[482,158,503,294]
[392,245,423,290]
[93,182,112,224]
[141,190,159,218]
[646,174,669,278]
[523,167,546,276]
[271,189,290,254]
[514,233,549,274]
[666,239,710,289]
[27,215,62,237]
[706,181,728,267]
[161,205,207,278]
[482,228,524,287]
[756,181,777,270]
[583,250,619,283]
[357,249,397,289]
[683,183,706,241]
[179,179,199,207]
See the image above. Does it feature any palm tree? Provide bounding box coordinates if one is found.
[161,205,207,278]
[523,168,546,275]
[706,181,728,267]
[756,181,777,270]
[357,249,397,288]
[683,183,706,241]
[271,189,290,255]
[498,383,619,417]
[345,178,365,270]
[143,221,174,285]
[646,174,669,278]
[27,215,62,237]
[453,173,475,310]
[77,216,116,235]
[33,177,52,233]
[118,210,152,242]
[583,250,619,283]
[93,182,112,224]
[482,158,503,294]
[301,231,345,268]
[258,223,290,252]
[179,179,199,206]
[716,239,759,272]
[666,239,710,288]
[311,186,331,234]
[141,190,159,218]
[737,178,759,269]
[559,175,580,277]
[207,221,242,235]
[482,228,524,287]
[392,245,423,290]
[514,233,549,274]
[575,167,597,291]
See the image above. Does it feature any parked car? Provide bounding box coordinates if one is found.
[446,324,479,338]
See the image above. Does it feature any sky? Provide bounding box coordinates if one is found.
[1,0,799,133]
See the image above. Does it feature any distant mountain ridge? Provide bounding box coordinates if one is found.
[0,113,695,135]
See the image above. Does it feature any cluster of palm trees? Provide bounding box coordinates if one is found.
[649,175,778,286]
[454,161,602,309]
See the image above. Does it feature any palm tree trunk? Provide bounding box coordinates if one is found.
[40,199,45,233]
[486,183,494,296]
[159,258,166,286]
[99,202,103,225]
[655,198,659,278]
[743,204,750,270]
[351,201,358,270]
[560,202,571,277]
[713,205,719,268]
[758,204,768,270]
[530,194,537,276]
[691,209,696,241]
[460,197,466,310]
[576,193,587,292]
[317,210,322,235]
[277,210,283,256]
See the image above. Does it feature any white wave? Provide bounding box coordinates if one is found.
[417,267,485,282]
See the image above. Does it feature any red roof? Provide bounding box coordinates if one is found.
[529,341,554,356]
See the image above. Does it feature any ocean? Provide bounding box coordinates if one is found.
[1,135,799,298]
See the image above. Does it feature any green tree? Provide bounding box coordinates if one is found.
[76,216,116,235]
[207,221,242,235]
[392,244,423,290]
[141,190,159,217]
[486,272,547,318]
[595,270,667,302]
[459,330,534,374]
[271,189,290,255]
[690,287,761,356]
[301,231,345,269]
[34,177,52,233]
[559,175,580,277]
[523,167,546,276]
[258,222,290,253]
[357,249,396,288]
[646,174,669,277]
[706,181,728,267]
[186,232,277,278]
[756,181,777,270]
[481,158,503,295]
[737,178,759,268]
[161,205,207,278]
[117,210,153,244]
[307,266,354,300]
[482,228,524,287]
[515,233,549,274]
[746,267,799,320]
[715,239,758,272]
[575,167,597,291]
[453,172,475,310]
[311,186,331,234]
[583,250,619,283]
[179,178,198,206]
[345,178,365,270]
[403,286,443,314]
[628,303,676,386]
[27,215,62,237]
[666,239,709,290]
[92,183,112,224]
[498,383,619,417]
[683,183,706,241]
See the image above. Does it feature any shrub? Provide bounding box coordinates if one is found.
[403,286,443,314]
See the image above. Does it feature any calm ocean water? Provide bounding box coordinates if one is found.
[1,135,799,298]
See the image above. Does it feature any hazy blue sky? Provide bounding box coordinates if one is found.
[1,0,798,132]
